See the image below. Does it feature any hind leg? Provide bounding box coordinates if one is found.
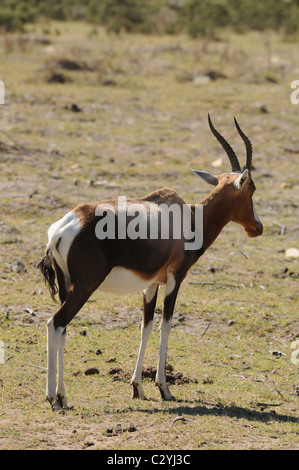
[56,327,67,407]
[156,273,181,401]
[46,284,98,410]
[47,317,66,410]
[46,262,70,409]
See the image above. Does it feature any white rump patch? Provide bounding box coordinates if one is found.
[47,210,81,287]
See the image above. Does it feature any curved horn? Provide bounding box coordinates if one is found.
[208,114,241,173]
[233,117,252,171]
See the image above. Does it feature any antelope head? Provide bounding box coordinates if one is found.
[188,114,263,238]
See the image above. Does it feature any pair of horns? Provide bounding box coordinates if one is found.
[208,113,252,173]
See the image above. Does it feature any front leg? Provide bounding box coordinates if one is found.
[155,273,180,401]
[130,320,153,399]
[131,283,158,399]
[156,316,174,400]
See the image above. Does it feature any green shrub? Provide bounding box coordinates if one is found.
[87,0,160,33]
[181,0,299,38]
[1,0,299,37]
[182,0,231,38]
[0,8,25,31]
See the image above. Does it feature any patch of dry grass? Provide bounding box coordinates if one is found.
[0,22,298,450]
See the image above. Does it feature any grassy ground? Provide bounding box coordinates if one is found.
[0,21,298,450]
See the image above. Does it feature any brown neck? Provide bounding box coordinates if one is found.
[194,187,232,252]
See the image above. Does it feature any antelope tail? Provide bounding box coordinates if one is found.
[38,250,58,303]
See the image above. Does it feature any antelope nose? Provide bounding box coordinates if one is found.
[252,222,263,237]
[246,222,263,237]
[257,221,263,235]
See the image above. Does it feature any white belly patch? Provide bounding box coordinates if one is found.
[99,267,160,295]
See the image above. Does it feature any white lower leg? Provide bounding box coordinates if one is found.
[131,320,153,399]
[56,329,67,407]
[46,317,64,409]
[156,318,173,400]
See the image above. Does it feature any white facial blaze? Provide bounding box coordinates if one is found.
[253,204,261,224]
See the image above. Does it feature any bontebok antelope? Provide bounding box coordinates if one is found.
[39,115,263,410]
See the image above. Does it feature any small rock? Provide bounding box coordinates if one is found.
[31,289,43,295]
[24,307,35,316]
[48,72,69,83]
[109,367,123,375]
[193,75,211,85]
[212,158,223,168]
[84,441,94,447]
[58,59,82,70]
[128,424,137,432]
[269,350,285,357]
[285,248,299,259]
[71,103,82,112]
[10,261,26,273]
[205,69,226,80]
[255,102,268,113]
[202,376,214,384]
[106,357,116,363]
[101,79,116,87]
[84,367,99,375]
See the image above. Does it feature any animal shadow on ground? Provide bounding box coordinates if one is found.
[110,367,298,424]
[137,400,299,424]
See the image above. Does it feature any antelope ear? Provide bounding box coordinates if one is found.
[187,167,218,186]
[234,168,249,190]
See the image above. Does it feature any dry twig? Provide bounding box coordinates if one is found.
[170,416,196,428]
